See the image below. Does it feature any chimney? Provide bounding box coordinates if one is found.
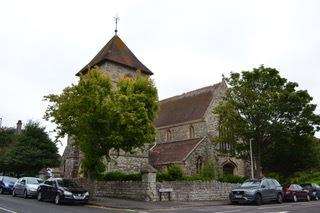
[16,120,22,134]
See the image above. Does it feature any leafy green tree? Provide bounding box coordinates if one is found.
[0,128,16,174]
[3,122,60,176]
[262,135,320,177]
[215,65,320,177]
[44,68,158,179]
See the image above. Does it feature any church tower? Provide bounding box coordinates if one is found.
[61,33,153,178]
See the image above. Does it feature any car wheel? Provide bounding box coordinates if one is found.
[54,194,61,205]
[293,194,298,202]
[12,189,16,197]
[277,193,283,204]
[255,194,262,205]
[315,195,319,200]
[307,195,311,202]
[37,192,42,201]
[23,190,28,199]
[0,187,3,194]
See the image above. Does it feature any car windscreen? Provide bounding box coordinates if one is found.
[241,180,261,187]
[27,178,43,184]
[57,179,79,188]
[3,177,17,183]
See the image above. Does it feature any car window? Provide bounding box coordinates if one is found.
[261,180,270,188]
[3,177,17,183]
[44,180,54,186]
[267,180,275,188]
[296,185,303,190]
[271,179,281,187]
[289,185,295,190]
[26,178,43,184]
[241,180,261,187]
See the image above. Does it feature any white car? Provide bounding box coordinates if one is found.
[12,177,43,198]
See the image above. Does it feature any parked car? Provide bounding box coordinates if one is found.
[0,176,18,194]
[12,177,43,198]
[283,184,310,202]
[229,178,283,205]
[37,178,89,205]
[300,183,320,200]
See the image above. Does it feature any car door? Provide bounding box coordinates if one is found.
[267,179,277,200]
[15,178,24,195]
[260,180,272,201]
[20,179,27,195]
[296,185,305,200]
[41,180,50,200]
[47,180,56,201]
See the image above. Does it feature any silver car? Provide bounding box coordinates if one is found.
[12,177,43,198]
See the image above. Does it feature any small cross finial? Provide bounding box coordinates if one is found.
[113,15,120,35]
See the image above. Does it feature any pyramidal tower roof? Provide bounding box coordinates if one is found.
[76,35,153,76]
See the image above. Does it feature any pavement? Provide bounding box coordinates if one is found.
[2,194,320,213]
[89,197,228,210]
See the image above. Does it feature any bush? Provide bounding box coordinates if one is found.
[218,174,247,183]
[199,162,219,181]
[98,171,142,181]
[157,164,184,181]
[289,170,320,185]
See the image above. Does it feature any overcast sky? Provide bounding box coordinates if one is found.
[1,0,319,154]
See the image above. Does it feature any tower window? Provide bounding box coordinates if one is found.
[166,129,172,142]
[189,125,195,138]
[196,156,203,173]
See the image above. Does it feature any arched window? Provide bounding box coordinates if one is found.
[196,156,203,173]
[166,129,172,142]
[223,163,235,175]
[189,125,195,138]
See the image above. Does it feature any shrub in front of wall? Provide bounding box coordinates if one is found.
[218,174,247,183]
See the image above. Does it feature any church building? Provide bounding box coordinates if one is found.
[61,32,247,178]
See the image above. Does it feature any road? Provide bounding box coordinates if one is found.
[2,194,320,213]
[0,194,131,213]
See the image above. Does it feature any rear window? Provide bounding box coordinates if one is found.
[271,179,281,187]
[3,177,17,183]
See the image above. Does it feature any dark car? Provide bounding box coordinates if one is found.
[229,178,283,205]
[0,176,18,194]
[283,184,310,202]
[300,183,320,200]
[37,178,89,205]
[13,177,43,198]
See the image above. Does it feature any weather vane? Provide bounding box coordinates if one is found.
[114,15,120,35]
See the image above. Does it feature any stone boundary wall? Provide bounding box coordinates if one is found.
[157,181,239,201]
[74,179,153,201]
[75,177,239,202]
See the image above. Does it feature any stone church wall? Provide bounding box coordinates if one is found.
[204,83,227,137]
[184,138,217,175]
[155,121,207,143]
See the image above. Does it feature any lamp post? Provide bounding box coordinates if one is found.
[249,139,254,179]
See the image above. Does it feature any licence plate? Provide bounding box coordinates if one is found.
[74,196,85,200]
[235,195,242,198]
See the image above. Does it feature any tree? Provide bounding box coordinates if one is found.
[262,134,320,177]
[2,122,60,176]
[0,128,16,174]
[214,65,320,178]
[44,68,158,179]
